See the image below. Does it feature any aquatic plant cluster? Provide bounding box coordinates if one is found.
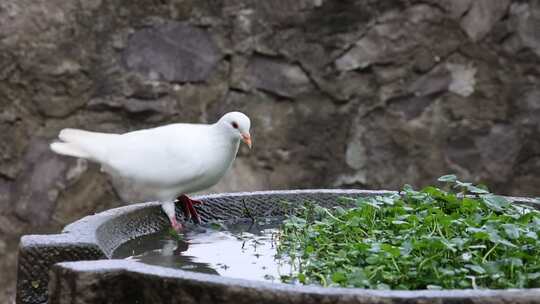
[277,176,540,289]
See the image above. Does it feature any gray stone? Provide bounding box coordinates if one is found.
[335,5,447,73]
[446,63,477,97]
[438,0,473,19]
[0,178,11,213]
[477,124,521,181]
[460,0,511,42]
[123,22,222,82]
[335,36,383,71]
[511,156,540,196]
[31,74,92,118]
[345,124,367,170]
[408,65,451,97]
[515,2,540,57]
[0,124,28,179]
[244,55,313,98]
[13,138,73,226]
[121,75,170,100]
[514,88,540,133]
[313,71,377,103]
[87,96,178,122]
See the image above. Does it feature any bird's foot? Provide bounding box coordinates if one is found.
[170,217,183,232]
[190,198,204,205]
[177,194,202,224]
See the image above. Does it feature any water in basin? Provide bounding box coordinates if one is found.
[113,218,294,283]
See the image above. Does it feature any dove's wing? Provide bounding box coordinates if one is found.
[105,124,212,188]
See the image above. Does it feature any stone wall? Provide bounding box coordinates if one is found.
[2,0,540,302]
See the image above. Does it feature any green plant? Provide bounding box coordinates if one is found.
[167,227,184,240]
[277,175,540,289]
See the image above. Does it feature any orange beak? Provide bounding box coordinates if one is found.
[241,133,252,149]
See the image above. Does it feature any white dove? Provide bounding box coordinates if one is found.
[50,112,252,231]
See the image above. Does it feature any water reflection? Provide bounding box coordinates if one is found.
[113,219,294,282]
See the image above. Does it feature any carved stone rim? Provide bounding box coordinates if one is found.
[55,259,540,300]
[17,190,540,304]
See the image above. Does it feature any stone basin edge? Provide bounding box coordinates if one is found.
[16,189,540,304]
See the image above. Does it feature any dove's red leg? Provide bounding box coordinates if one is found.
[179,201,190,219]
[162,201,182,231]
[170,216,183,231]
[177,195,202,224]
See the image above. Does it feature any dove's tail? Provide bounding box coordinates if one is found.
[50,141,91,158]
[50,128,117,161]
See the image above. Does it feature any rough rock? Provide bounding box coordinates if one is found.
[438,0,473,19]
[514,2,540,57]
[243,55,314,98]
[460,0,511,42]
[123,22,222,83]
[87,96,179,123]
[12,139,74,226]
[408,65,451,97]
[335,35,385,71]
[446,63,477,97]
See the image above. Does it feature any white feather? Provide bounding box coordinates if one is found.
[50,112,251,204]
[50,142,90,158]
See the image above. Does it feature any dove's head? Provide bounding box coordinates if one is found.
[218,112,252,148]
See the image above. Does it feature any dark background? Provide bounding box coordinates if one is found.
[1,0,540,302]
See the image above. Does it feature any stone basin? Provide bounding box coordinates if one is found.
[16,190,540,304]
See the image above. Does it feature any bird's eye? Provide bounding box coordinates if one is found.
[231,122,239,129]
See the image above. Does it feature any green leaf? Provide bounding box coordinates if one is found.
[377,195,396,205]
[506,257,523,267]
[400,240,413,256]
[440,239,457,252]
[426,284,442,290]
[209,222,225,230]
[168,228,183,240]
[358,198,382,209]
[501,223,520,239]
[461,252,472,262]
[525,231,538,240]
[466,185,489,194]
[402,184,414,193]
[332,271,347,283]
[453,181,488,194]
[348,269,368,286]
[365,255,380,265]
[369,243,381,253]
[487,230,517,248]
[438,174,457,182]
[376,283,391,290]
[449,237,466,250]
[465,264,486,274]
[381,243,401,257]
[482,194,510,212]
